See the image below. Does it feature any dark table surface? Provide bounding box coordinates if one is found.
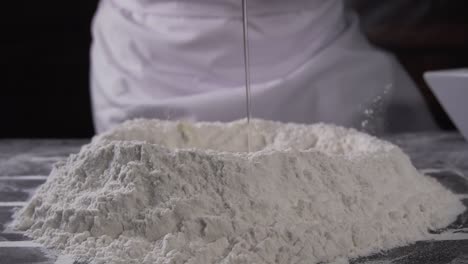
[0,134,467,264]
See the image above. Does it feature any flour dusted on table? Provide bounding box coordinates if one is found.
[14,119,465,264]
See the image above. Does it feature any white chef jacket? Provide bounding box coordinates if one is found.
[90,0,437,134]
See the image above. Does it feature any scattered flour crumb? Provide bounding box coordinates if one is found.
[14,119,465,264]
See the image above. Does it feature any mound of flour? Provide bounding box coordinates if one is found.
[15,119,464,264]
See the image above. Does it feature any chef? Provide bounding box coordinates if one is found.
[90,0,437,134]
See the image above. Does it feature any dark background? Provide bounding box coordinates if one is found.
[1,2,99,138]
[1,1,467,138]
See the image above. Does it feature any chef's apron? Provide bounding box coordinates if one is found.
[90,0,437,134]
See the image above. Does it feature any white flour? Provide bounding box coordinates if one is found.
[14,119,465,264]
